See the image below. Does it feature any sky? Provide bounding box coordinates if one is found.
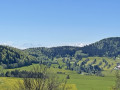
[0,0,120,49]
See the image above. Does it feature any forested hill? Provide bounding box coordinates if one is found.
[24,46,81,58]
[81,37,120,57]
[50,46,80,57]
[25,37,120,58]
[0,37,120,69]
[0,45,35,69]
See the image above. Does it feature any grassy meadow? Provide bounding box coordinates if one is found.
[0,61,117,90]
[0,72,115,90]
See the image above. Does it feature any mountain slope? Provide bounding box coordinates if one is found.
[0,45,35,68]
[25,46,81,58]
[82,37,120,57]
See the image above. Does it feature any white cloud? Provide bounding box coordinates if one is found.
[0,41,26,49]
[0,42,42,49]
[0,41,88,49]
[72,43,87,47]
[0,41,14,46]
[44,42,87,48]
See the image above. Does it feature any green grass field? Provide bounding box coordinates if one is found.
[0,62,117,90]
[0,77,21,90]
[67,74,115,90]
[0,74,115,90]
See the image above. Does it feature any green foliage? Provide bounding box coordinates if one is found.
[82,37,120,57]
[112,70,120,90]
[0,64,116,90]
[14,65,68,90]
[24,46,81,58]
[0,45,36,69]
[74,50,88,60]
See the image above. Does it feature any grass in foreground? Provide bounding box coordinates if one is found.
[0,64,117,90]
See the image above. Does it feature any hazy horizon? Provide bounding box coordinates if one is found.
[0,37,119,49]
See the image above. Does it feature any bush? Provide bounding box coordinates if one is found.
[14,65,69,90]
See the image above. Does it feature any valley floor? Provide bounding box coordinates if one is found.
[0,64,116,90]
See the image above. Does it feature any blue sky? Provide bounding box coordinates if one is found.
[0,0,120,48]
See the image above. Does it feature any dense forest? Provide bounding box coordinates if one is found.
[24,46,81,59]
[0,45,36,68]
[82,37,120,57]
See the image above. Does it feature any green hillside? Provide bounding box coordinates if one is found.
[82,37,120,57]
[0,45,36,69]
[24,46,81,58]
[1,37,120,74]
